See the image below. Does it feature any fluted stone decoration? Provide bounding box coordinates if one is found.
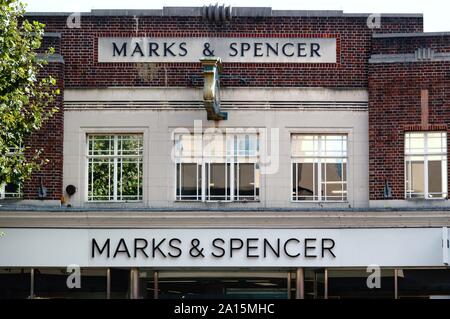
[200,57,227,120]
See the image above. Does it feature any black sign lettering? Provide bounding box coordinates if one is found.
[131,42,144,57]
[168,238,182,257]
[282,43,294,57]
[212,238,226,258]
[297,43,307,57]
[304,238,317,258]
[283,238,300,258]
[134,238,149,258]
[240,43,251,57]
[152,238,167,258]
[246,238,259,258]
[89,236,337,261]
[179,42,187,57]
[164,42,176,57]
[254,43,263,57]
[114,238,131,258]
[263,238,280,258]
[311,43,321,57]
[322,238,336,258]
[92,238,110,258]
[229,42,238,57]
[230,238,244,257]
[149,42,159,56]
[112,42,127,57]
[266,42,278,56]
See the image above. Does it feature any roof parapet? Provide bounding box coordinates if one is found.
[25,7,423,19]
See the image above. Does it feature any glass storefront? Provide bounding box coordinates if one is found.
[110,268,131,299]
[398,269,450,299]
[142,270,288,299]
[328,268,395,299]
[34,268,107,299]
[1,267,450,299]
[0,268,31,299]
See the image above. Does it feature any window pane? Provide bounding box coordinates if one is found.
[3,180,22,199]
[405,132,425,155]
[406,160,425,198]
[297,162,315,200]
[237,163,255,198]
[88,158,113,201]
[428,132,447,154]
[322,160,347,200]
[291,135,317,157]
[236,134,258,156]
[208,163,230,200]
[117,159,142,201]
[428,160,443,197]
[118,135,143,156]
[204,133,226,157]
[175,134,201,158]
[178,163,200,199]
[89,135,114,156]
[323,135,347,157]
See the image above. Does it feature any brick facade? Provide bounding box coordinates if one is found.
[31,15,422,88]
[22,59,64,201]
[369,35,450,200]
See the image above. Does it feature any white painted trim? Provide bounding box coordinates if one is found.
[64,87,369,103]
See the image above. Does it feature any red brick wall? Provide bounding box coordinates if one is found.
[372,35,450,55]
[23,61,64,201]
[30,15,423,88]
[369,36,450,200]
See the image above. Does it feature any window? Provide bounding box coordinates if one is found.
[0,181,22,199]
[405,132,447,199]
[87,134,143,202]
[0,147,23,199]
[291,134,347,202]
[174,132,259,201]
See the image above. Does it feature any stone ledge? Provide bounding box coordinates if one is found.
[1,211,449,228]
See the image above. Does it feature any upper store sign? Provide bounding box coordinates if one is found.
[97,37,337,63]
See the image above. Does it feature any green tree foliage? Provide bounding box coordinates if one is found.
[0,0,59,187]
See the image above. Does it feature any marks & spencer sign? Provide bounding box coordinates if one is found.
[97,37,337,63]
[0,228,447,267]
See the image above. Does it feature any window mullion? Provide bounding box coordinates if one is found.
[230,140,235,201]
[202,161,207,202]
[318,137,323,201]
[113,136,118,201]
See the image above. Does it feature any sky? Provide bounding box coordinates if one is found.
[24,0,449,32]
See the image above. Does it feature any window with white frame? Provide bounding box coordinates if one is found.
[174,132,259,201]
[87,134,143,202]
[0,181,22,199]
[405,132,447,199]
[291,134,347,202]
[0,146,23,200]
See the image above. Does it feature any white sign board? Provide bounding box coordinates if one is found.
[0,228,446,267]
[97,37,337,63]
